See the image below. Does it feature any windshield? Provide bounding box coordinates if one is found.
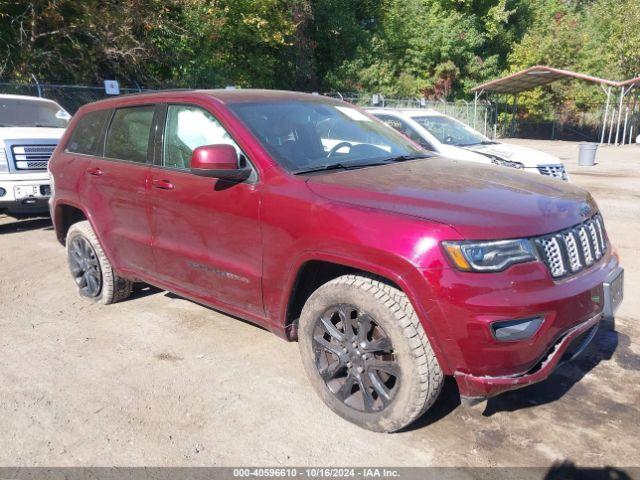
[0,98,70,128]
[228,99,425,173]
[412,115,490,147]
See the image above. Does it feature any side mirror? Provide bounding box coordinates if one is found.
[190,144,251,181]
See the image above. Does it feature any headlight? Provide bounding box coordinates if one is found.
[491,157,524,169]
[0,148,8,173]
[48,170,55,196]
[442,239,537,272]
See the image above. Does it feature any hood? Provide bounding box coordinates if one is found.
[305,157,596,240]
[437,144,492,164]
[0,127,65,142]
[465,142,561,168]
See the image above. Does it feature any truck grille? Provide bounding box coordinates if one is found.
[11,145,56,170]
[538,164,568,181]
[534,214,607,278]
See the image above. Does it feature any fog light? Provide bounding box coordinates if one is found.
[491,317,544,341]
[0,187,5,197]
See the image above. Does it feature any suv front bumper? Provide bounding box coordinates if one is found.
[417,252,622,402]
[455,311,602,403]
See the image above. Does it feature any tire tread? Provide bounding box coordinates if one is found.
[66,221,132,305]
[311,274,443,430]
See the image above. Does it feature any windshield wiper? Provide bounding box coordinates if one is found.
[294,154,432,175]
[294,160,392,175]
[381,153,432,162]
[458,140,497,147]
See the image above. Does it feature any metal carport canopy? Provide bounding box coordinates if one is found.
[471,65,618,93]
[471,66,639,145]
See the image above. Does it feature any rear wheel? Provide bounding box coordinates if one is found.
[298,274,443,432]
[66,221,132,304]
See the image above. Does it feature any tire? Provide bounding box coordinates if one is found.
[298,274,443,432]
[65,220,132,305]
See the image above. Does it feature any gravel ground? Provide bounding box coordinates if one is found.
[0,140,638,469]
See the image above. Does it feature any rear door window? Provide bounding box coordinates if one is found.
[104,106,155,163]
[66,109,112,156]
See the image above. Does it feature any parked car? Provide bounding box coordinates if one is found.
[49,90,623,432]
[370,108,569,181]
[0,94,70,216]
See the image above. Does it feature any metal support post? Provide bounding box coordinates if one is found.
[600,86,612,145]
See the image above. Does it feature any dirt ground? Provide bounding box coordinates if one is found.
[0,140,639,469]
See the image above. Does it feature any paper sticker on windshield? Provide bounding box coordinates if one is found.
[334,106,371,122]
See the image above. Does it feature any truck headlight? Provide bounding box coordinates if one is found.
[48,165,55,196]
[491,157,524,169]
[442,239,537,272]
[0,148,8,173]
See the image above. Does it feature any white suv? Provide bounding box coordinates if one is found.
[0,94,70,216]
[370,108,568,181]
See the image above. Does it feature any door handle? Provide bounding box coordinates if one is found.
[152,179,175,190]
[86,167,103,176]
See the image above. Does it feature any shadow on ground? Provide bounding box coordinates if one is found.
[130,283,163,300]
[399,376,461,432]
[545,460,633,480]
[0,216,51,234]
[127,286,272,335]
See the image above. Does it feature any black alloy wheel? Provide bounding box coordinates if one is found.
[68,235,102,298]
[312,303,400,413]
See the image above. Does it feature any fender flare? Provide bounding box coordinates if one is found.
[278,249,452,374]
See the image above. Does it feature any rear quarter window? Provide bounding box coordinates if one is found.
[66,109,112,156]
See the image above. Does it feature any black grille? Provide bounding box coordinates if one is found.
[12,144,56,170]
[534,214,608,278]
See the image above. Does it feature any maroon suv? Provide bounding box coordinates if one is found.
[49,90,624,432]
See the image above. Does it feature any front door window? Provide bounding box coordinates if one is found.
[163,105,241,169]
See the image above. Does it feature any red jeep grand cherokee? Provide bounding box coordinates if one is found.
[49,90,624,432]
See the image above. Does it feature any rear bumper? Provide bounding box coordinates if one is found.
[455,312,601,401]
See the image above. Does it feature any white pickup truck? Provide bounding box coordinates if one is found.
[0,94,70,216]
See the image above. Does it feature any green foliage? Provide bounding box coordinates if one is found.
[507,0,640,121]
[0,0,295,88]
[1,0,638,121]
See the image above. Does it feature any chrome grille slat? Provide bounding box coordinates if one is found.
[535,214,608,279]
[537,236,567,277]
[594,216,606,253]
[537,164,567,180]
[578,225,594,266]
[588,221,601,259]
[562,230,582,272]
[16,160,49,169]
[11,144,55,170]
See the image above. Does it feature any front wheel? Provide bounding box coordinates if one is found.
[66,221,132,305]
[298,275,443,432]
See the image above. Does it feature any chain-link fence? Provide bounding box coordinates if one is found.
[3,82,635,143]
[0,82,148,114]
[0,82,500,138]
[325,92,498,138]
